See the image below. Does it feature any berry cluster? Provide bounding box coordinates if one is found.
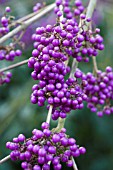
[6,122,86,170]
[55,0,85,19]
[29,0,103,119]
[0,71,12,85]
[0,49,22,61]
[28,50,87,120]
[50,74,87,120]
[29,2,104,119]
[72,27,104,62]
[83,67,113,117]
[0,6,22,61]
[29,55,69,107]
[54,0,104,62]
[0,6,11,36]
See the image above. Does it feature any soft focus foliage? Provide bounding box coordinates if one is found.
[0,0,113,170]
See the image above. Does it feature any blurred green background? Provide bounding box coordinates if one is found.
[0,0,113,170]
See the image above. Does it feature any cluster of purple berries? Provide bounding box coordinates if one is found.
[30,69,87,120]
[29,23,72,110]
[50,75,87,120]
[72,27,104,62]
[0,49,22,61]
[55,0,85,19]
[81,67,113,117]
[29,0,104,119]
[29,55,69,106]
[54,0,104,62]
[0,7,11,36]
[28,36,87,119]
[6,122,86,170]
[0,71,12,85]
[0,6,22,61]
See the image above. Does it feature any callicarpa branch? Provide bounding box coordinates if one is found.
[0,0,113,170]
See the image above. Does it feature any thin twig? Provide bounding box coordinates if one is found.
[0,155,10,164]
[0,3,55,44]
[92,56,98,74]
[12,30,25,46]
[46,105,53,124]
[52,117,66,133]
[86,0,97,20]
[69,59,78,78]
[72,157,78,170]
[0,59,28,72]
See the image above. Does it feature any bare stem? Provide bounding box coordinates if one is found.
[86,0,97,19]
[0,3,55,44]
[0,59,28,72]
[72,157,78,170]
[46,105,53,124]
[0,155,10,164]
[69,59,78,78]
[92,56,98,74]
[12,30,25,46]
[52,117,66,133]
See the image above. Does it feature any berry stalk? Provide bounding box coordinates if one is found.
[46,105,53,124]
[92,56,98,74]
[86,0,97,21]
[0,155,10,164]
[72,157,78,170]
[0,59,28,72]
